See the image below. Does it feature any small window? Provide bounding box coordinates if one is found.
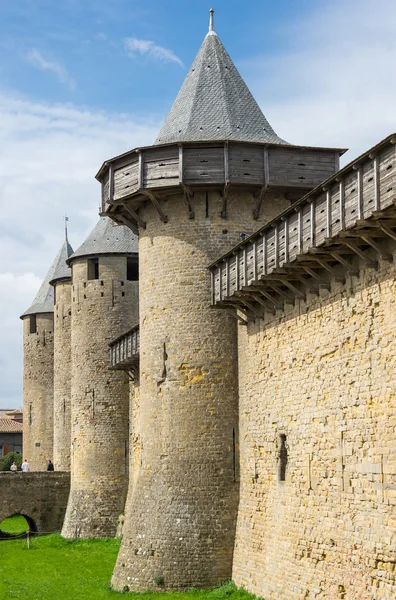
[29,314,37,334]
[87,258,99,280]
[279,434,288,482]
[127,258,138,281]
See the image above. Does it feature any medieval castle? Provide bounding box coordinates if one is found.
[18,10,396,600]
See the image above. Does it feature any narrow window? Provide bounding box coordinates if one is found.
[29,314,37,334]
[87,258,99,280]
[279,434,288,482]
[29,405,32,426]
[127,258,139,281]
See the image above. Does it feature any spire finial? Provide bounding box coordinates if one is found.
[209,8,215,33]
[64,215,69,241]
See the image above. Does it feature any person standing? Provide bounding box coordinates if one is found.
[10,462,18,472]
[47,460,54,472]
[21,459,29,472]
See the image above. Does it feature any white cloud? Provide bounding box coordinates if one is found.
[26,49,77,91]
[244,0,396,164]
[0,91,159,407]
[124,37,184,67]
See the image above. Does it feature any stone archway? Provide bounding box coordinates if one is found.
[0,513,37,539]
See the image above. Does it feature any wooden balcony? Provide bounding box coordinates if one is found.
[209,134,396,323]
[96,140,345,231]
[109,326,139,374]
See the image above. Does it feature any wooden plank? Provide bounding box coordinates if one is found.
[179,146,184,183]
[326,189,332,238]
[339,179,345,230]
[264,147,269,185]
[224,142,229,182]
[274,224,279,269]
[138,151,143,189]
[374,155,380,211]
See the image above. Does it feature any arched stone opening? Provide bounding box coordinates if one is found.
[0,513,37,539]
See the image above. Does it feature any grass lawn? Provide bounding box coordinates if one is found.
[0,525,259,600]
[0,514,30,535]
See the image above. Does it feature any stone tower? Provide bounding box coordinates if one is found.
[97,10,341,590]
[49,227,74,471]
[62,217,139,538]
[21,242,65,471]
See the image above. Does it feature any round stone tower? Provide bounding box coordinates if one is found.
[62,217,139,538]
[20,242,67,471]
[49,228,74,471]
[98,9,341,591]
[98,11,295,591]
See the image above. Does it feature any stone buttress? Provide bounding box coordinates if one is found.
[61,217,138,538]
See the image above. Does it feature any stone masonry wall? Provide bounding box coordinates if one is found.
[53,280,72,471]
[112,189,290,591]
[22,313,54,471]
[62,255,138,538]
[233,256,396,600]
[0,472,70,533]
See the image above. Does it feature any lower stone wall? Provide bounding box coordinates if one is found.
[233,258,396,600]
[0,472,70,533]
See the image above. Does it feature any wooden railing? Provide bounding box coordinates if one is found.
[109,325,140,371]
[210,134,396,322]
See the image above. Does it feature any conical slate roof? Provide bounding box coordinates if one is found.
[21,236,73,318]
[155,10,287,146]
[49,235,74,285]
[68,217,138,263]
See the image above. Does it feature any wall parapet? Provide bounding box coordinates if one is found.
[209,133,396,322]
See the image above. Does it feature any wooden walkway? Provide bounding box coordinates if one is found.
[109,325,139,373]
[210,134,396,323]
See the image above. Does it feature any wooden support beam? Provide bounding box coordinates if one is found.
[298,209,303,253]
[274,223,280,269]
[114,213,139,236]
[297,255,345,282]
[378,220,396,242]
[237,297,264,319]
[278,278,305,299]
[301,266,330,287]
[124,204,147,230]
[225,260,230,297]
[243,247,248,287]
[360,236,392,261]
[142,190,168,223]
[180,183,195,219]
[263,146,269,185]
[283,217,289,263]
[224,308,248,326]
[220,182,230,219]
[329,252,359,275]
[342,240,377,266]
[326,189,332,238]
[179,145,184,182]
[252,241,257,281]
[138,150,144,189]
[247,286,283,309]
[339,179,345,230]
[267,283,294,304]
[235,251,240,292]
[262,232,267,275]
[309,200,316,247]
[108,163,114,204]
[293,274,320,293]
[250,293,276,314]
[253,185,268,220]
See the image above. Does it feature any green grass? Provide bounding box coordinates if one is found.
[0,515,30,535]
[0,525,260,600]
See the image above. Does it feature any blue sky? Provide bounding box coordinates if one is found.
[0,0,395,407]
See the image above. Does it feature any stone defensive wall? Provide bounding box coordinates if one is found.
[0,473,70,534]
[210,135,396,599]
